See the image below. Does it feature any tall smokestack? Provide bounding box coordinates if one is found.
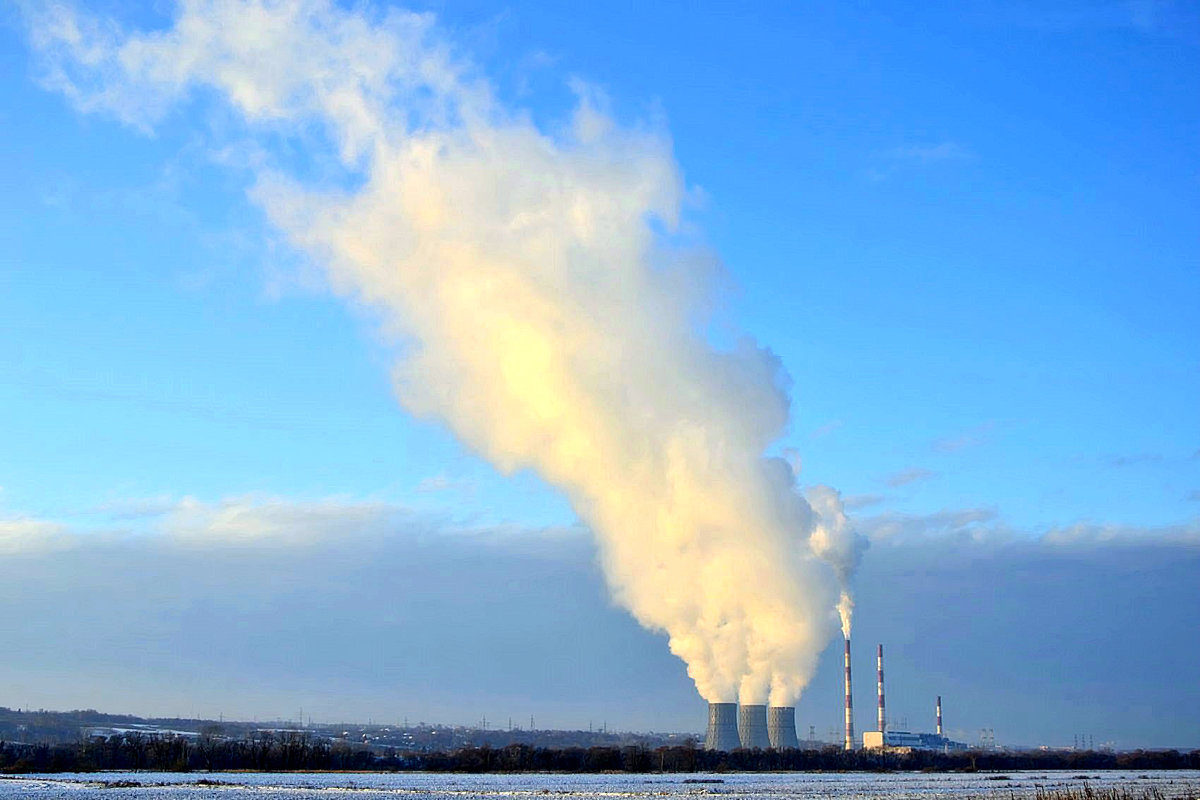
[705,703,739,751]
[738,704,770,749]
[936,695,942,737]
[844,637,855,750]
[876,644,885,734]
[767,706,799,749]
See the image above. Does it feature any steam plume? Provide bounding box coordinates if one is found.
[27,0,862,706]
[807,485,868,638]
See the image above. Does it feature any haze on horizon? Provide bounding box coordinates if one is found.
[1,0,1198,751]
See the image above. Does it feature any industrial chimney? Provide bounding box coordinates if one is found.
[767,706,799,749]
[876,644,886,734]
[738,704,770,749]
[844,638,855,750]
[704,703,739,751]
[936,695,942,737]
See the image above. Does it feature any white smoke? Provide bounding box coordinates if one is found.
[26,0,862,707]
[806,485,868,639]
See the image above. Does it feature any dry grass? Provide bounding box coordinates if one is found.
[1029,785,1183,800]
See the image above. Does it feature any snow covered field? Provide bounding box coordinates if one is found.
[3,770,1199,799]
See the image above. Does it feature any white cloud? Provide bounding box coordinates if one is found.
[161,494,397,546]
[0,517,70,555]
[885,466,936,488]
[856,504,1200,549]
[858,506,1001,544]
[1040,519,1200,547]
[0,494,544,554]
[842,493,885,511]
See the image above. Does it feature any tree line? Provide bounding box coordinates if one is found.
[2,734,1198,774]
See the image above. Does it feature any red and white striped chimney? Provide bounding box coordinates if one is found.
[844,638,854,750]
[936,695,942,737]
[876,644,886,734]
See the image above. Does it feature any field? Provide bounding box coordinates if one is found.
[2,769,1199,799]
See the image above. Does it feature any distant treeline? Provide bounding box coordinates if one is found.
[2,734,1199,774]
[0,707,676,752]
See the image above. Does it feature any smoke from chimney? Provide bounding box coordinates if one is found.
[808,487,868,640]
[26,0,869,709]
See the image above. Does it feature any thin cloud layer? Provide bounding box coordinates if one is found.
[885,466,936,488]
[0,517,69,555]
[1,497,1197,744]
[858,505,1200,549]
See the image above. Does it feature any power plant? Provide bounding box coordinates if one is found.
[737,704,770,749]
[705,703,798,750]
[703,640,965,752]
[767,706,799,749]
[704,703,739,751]
[860,643,967,752]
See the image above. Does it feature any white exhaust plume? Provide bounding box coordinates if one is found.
[807,485,867,638]
[26,0,861,707]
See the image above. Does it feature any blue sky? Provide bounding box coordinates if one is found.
[1,0,1198,748]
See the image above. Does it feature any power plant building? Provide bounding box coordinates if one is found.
[861,646,967,751]
[862,729,968,751]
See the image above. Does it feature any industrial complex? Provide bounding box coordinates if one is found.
[705,641,968,752]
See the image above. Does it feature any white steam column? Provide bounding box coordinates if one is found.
[936,695,943,736]
[844,638,855,750]
[738,704,770,749]
[876,644,886,735]
[767,706,799,749]
[705,703,740,751]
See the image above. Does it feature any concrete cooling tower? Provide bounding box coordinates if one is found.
[738,704,770,749]
[767,706,799,749]
[704,702,740,751]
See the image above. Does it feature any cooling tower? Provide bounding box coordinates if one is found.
[704,702,740,751]
[876,643,886,734]
[936,695,943,736]
[738,704,770,749]
[844,637,855,750]
[767,706,799,749]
